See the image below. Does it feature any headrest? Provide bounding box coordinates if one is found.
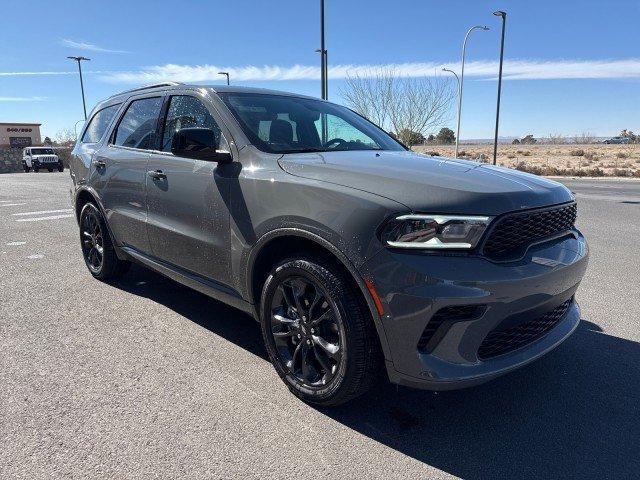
[269,119,293,144]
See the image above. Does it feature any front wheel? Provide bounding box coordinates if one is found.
[33,166,39,172]
[79,203,130,280]
[58,165,64,172]
[260,258,381,406]
[23,164,31,173]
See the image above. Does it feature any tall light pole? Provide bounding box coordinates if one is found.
[218,71,230,85]
[318,0,327,100]
[442,67,460,95]
[454,25,489,158]
[492,11,507,165]
[67,56,90,120]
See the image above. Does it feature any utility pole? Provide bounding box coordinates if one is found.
[67,56,90,120]
[492,11,507,165]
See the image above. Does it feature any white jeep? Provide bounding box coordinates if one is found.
[22,147,64,173]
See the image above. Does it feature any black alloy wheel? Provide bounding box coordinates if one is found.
[260,258,381,406]
[78,203,130,280]
[81,208,105,274]
[270,275,345,388]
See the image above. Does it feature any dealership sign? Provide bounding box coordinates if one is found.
[7,127,33,133]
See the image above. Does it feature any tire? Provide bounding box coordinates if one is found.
[33,166,39,172]
[58,165,64,172]
[47,168,53,172]
[23,165,31,173]
[260,257,381,406]
[79,202,130,281]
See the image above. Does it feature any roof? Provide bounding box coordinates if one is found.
[0,122,42,126]
[91,83,323,118]
[105,82,319,101]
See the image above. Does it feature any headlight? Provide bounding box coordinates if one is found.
[381,214,492,249]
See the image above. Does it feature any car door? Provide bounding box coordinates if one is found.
[145,92,231,283]
[93,95,164,254]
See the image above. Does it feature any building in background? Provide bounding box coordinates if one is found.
[0,123,42,148]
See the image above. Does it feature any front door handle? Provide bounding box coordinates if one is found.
[147,169,167,180]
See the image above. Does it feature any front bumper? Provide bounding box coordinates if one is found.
[363,230,588,390]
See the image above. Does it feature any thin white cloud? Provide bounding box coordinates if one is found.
[0,71,75,77]
[0,96,46,102]
[61,38,130,54]
[2,58,639,82]
[98,59,640,84]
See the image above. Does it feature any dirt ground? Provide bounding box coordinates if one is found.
[413,144,640,177]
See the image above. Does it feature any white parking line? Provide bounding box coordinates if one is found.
[6,241,26,246]
[1,203,27,207]
[17,214,74,222]
[12,209,73,217]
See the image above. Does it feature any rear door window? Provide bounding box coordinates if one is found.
[113,97,164,150]
[82,104,120,143]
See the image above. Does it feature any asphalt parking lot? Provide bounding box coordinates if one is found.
[1,172,638,479]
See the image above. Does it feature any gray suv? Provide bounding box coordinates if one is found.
[70,83,588,406]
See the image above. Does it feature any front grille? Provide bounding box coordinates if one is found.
[418,304,485,353]
[478,298,573,360]
[482,203,577,260]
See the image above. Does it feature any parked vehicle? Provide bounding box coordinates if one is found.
[603,136,631,144]
[22,147,63,172]
[69,83,588,406]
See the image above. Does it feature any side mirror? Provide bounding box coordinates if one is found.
[171,128,232,163]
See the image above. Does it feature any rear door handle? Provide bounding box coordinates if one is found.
[147,169,167,180]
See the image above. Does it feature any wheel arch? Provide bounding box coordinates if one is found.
[74,187,124,259]
[247,228,392,362]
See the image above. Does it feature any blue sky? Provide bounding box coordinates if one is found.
[1,0,639,140]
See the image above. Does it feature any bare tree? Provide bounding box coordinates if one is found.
[547,133,566,145]
[573,132,596,144]
[55,128,76,146]
[340,68,454,142]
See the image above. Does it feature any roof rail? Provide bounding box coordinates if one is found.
[108,82,183,98]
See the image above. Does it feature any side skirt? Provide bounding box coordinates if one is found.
[121,246,255,316]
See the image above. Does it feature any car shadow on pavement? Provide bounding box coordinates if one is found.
[113,265,639,479]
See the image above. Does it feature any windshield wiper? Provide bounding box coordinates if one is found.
[280,147,325,154]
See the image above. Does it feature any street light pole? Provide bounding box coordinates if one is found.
[492,11,507,165]
[319,0,327,100]
[442,67,460,94]
[454,25,489,158]
[67,56,90,120]
[218,71,230,85]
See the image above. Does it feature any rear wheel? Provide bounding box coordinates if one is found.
[23,164,31,173]
[79,203,130,280]
[58,164,64,172]
[260,257,380,406]
[47,168,53,172]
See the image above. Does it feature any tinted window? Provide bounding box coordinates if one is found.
[82,104,120,143]
[220,93,405,154]
[114,97,163,150]
[30,148,55,155]
[161,96,225,152]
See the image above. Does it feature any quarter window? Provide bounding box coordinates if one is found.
[114,97,164,150]
[82,104,120,143]
[161,95,226,152]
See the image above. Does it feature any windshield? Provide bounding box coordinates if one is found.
[220,93,405,154]
[30,148,55,155]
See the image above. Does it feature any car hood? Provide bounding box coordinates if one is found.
[278,150,573,216]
